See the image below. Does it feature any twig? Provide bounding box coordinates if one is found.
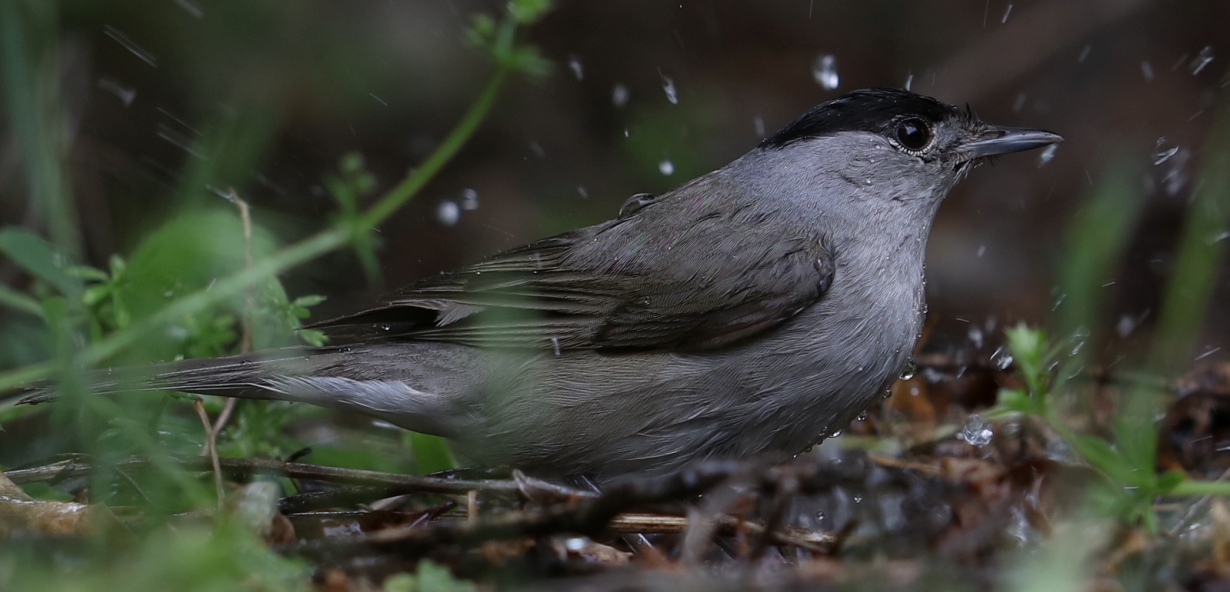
[3,456,585,498]
[192,399,224,508]
[209,188,255,438]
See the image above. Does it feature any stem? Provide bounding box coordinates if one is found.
[358,68,509,228]
[0,61,513,393]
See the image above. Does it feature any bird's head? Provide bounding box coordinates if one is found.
[752,88,1061,221]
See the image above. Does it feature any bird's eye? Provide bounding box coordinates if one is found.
[894,118,932,152]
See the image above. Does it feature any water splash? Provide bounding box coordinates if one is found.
[990,346,1014,370]
[1153,137,1180,166]
[958,414,994,447]
[813,54,839,90]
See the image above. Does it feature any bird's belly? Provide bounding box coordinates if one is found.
[459,293,922,478]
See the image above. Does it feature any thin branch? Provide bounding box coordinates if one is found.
[192,399,225,509]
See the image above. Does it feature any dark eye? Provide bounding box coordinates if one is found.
[894,118,932,151]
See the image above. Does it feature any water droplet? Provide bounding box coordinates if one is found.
[829,430,841,438]
[658,159,675,176]
[856,412,868,421]
[991,346,1014,370]
[1153,137,1180,165]
[379,323,392,332]
[1116,314,1138,338]
[551,336,561,356]
[959,414,994,447]
[853,495,863,504]
[883,387,894,399]
[968,326,984,349]
[904,73,913,91]
[612,84,629,107]
[435,200,460,226]
[1141,61,1154,81]
[812,54,839,90]
[899,359,916,381]
[1013,93,1027,113]
[661,76,678,104]
[815,511,825,521]
[97,78,136,106]
[1190,46,1214,75]
[567,55,583,80]
[460,188,479,211]
[174,0,203,18]
[1037,144,1058,167]
[103,25,158,67]
[1001,3,1013,23]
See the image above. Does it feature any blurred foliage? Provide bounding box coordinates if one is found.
[0,0,555,587]
[0,521,310,592]
[383,560,476,592]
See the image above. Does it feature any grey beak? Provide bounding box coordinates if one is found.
[961,126,1063,159]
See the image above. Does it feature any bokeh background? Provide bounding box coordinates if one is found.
[1,0,1228,373]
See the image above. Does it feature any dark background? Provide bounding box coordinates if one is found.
[2,0,1227,367]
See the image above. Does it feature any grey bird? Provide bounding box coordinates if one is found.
[21,88,1061,480]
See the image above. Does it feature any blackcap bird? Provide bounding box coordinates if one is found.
[21,88,1061,480]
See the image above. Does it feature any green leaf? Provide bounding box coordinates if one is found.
[0,227,81,296]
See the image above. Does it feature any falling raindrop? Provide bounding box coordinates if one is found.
[977,245,987,257]
[812,54,839,90]
[958,414,994,447]
[904,73,913,91]
[435,200,460,226]
[567,55,584,80]
[552,336,561,356]
[1001,4,1013,23]
[1190,46,1214,75]
[612,84,629,107]
[1116,314,1138,338]
[990,346,1014,370]
[658,159,675,176]
[104,25,158,67]
[1153,137,1180,165]
[173,0,203,17]
[968,326,985,349]
[753,116,765,137]
[1013,93,1027,113]
[1078,44,1092,63]
[1141,61,1154,81]
[661,76,678,104]
[1037,144,1058,167]
[96,78,136,106]
[461,188,479,211]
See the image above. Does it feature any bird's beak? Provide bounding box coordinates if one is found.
[960,126,1063,159]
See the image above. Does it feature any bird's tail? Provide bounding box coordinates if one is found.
[14,345,470,438]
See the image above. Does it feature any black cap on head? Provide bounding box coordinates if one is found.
[760,88,967,150]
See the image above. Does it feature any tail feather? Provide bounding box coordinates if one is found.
[14,344,475,438]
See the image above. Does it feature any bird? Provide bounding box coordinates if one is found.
[20,88,1061,481]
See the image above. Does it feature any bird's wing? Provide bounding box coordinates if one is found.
[310,199,834,351]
